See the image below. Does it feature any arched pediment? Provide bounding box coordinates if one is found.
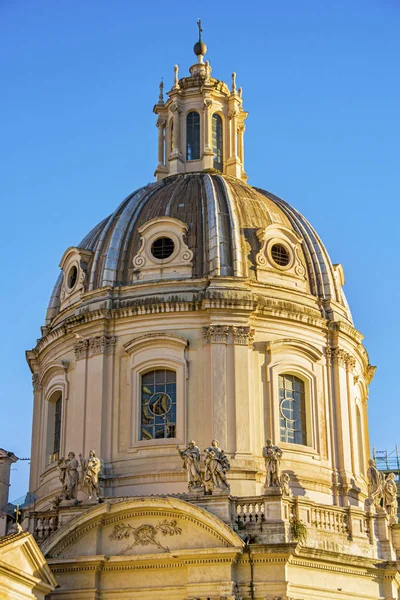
[266,338,324,363]
[41,497,244,559]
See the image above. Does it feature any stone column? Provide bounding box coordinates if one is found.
[203,326,228,450]
[330,347,354,504]
[170,103,181,155]
[238,123,245,164]
[0,449,18,512]
[230,108,238,158]
[232,327,254,458]
[202,97,214,169]
[85,335,116,458]
[29,375,42,492]
[156,117,165,166]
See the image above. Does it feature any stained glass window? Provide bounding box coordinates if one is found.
[186,111,200,160]
[279,374,306,444]
[140,370,176,440]
[212,113,223,171]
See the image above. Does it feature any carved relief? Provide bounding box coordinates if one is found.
[326,347,357,371]
[203,325,229,344]
[88,335,116,357]
[232,326,254,345]
[32,374,42,392]
[74,336,116,360]
[74,339,89,360]
[203,325,254,345]
[109,519,182,553]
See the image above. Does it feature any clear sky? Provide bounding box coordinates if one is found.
[1,0,399,500]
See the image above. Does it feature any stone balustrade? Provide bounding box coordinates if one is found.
[30,512,59,541]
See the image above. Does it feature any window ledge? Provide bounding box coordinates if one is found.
[280,442,320,460]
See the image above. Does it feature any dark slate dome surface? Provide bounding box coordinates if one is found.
[46,172,346,324]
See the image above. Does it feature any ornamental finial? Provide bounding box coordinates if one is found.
[158,78,164,104]
[173,64,180,89]
[194,19,207,58]
[231,72,237,93]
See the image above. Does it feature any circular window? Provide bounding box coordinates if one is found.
[148,392,172,416]
[67,265,78,289]
[151,237,175,260]
[270,243,290,267]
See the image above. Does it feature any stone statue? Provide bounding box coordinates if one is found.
[263,440,282,488]
[79,449,101,500]
[280,472,292,497]
[173,64,179,89]
[58,452,79,500]
[366,458,384,507]
[204,439,230,493]
[177,441,203,491]
[383,473,398,522]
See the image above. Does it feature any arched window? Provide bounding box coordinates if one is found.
[140,369,176,440]
[170,119,174,152]
[186,111,200,160]
[46,391,62,464]
[212,114,223,171]
[279,374,306,444]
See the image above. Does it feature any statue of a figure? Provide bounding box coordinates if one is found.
[204,439,230,493]
[79,449,101,500]
[384,473,398,522]
[263,440,282,488]
[280,472,292,497]
[58,452,79,500]
[177,441,203,491]
[366,458,384,507]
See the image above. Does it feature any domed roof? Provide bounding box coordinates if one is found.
[46,172,349,325]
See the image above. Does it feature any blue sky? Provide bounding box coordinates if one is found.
[1,1,399,500]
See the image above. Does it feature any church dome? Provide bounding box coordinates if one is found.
[46,171,350,327]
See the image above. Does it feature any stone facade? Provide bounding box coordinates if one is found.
[14,30,400,600]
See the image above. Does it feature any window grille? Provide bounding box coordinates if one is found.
[279,374,306,444]
[140,370,176,440]
[212,114,223,171]
[186,112,200,160]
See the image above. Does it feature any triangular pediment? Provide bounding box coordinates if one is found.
[0,531,56,591]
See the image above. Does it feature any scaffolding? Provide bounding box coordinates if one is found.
[373,446,400,475]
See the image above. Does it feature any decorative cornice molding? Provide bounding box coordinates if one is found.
[203,325,254,345]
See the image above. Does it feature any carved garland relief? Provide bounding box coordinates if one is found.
[109,519,182,553]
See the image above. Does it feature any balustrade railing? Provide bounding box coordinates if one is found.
[32,512,59,541]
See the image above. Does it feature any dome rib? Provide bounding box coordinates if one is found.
[102,182,163,287]
[44,173,352,327]
[217,175,245,277]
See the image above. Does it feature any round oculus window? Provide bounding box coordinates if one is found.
[270,243,290,267]
[151,237,175,260]
[67,265,78,289]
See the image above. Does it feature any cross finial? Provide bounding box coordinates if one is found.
[158,78,164,103]
[197,19,202,42]
[14,504,21,524]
